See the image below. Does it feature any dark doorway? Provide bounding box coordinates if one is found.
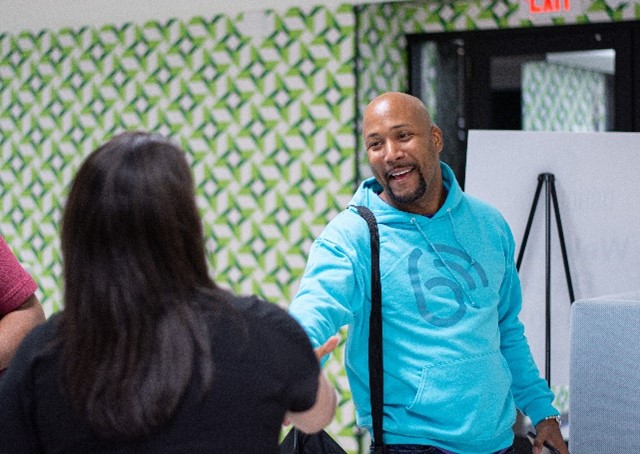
[408,21,640,188]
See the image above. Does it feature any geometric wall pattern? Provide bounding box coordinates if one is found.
[2,0,639,451]
[1,6,357,315]
[522,61,609,131]
[0,6,359,449]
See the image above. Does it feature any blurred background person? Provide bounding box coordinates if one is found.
[0,235,46,375]
[0,131,336,453]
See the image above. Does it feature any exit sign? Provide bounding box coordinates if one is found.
[529,0,571,13]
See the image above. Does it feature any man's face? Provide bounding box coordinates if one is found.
[363,94,443,214]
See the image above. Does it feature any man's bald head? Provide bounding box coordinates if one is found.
[361,92,445,216]
[363,92,433,134]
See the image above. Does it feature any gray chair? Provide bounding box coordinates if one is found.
[569,291,640,453]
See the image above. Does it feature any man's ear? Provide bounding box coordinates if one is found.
[431,125,444,153]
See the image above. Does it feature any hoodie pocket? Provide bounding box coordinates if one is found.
[406,350,515,442]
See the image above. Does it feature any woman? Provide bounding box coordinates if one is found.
[0,131,336,452]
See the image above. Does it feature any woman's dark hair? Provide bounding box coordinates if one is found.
[60,131,218,439]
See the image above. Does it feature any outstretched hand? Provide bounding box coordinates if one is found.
[315,335,340,361]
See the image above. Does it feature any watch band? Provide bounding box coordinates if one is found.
[543,414,562,424]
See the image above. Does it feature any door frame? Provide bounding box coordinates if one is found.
[408,21,640,185]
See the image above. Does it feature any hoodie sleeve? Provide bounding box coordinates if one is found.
[497,225,559,427]
[289,231,363,352]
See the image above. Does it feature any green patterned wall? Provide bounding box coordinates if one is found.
[0,6,357,312]
[522,61,609,131]
[0,6,361,450]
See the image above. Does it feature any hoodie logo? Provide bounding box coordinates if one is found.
[408,245,488,327]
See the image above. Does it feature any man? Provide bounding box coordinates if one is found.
[289,92,567,454]
[0,235,46,373]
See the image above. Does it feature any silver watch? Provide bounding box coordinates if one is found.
[543,414,561,425]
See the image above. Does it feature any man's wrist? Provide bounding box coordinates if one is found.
[540,414,561,425]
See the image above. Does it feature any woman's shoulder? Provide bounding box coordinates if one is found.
[198,288,314,361]
[226,293,310,345]
[232,294,296,329]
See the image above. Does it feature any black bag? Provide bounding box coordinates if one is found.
[280,428,347,454]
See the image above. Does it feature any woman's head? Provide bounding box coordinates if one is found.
[60,131,218,438]
[62,131,212,313]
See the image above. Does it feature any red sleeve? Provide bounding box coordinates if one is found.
[0,236,38,315]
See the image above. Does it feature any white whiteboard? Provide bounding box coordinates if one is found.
[465,130,640,387]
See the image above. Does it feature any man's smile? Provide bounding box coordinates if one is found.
[388,166,414,181]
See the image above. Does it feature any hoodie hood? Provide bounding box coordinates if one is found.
[349,162,464,223]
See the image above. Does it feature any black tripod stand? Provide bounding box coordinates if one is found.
[516,173,575,386]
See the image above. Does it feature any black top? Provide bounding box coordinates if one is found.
[0,294,319,453]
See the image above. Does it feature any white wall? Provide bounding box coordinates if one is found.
[0,0,398,34]
[466,130,640,389]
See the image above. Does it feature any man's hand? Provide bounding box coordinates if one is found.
[532,418,568,454]
[315,335,340,361]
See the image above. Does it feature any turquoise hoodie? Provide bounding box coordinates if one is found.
[289,163,557,454]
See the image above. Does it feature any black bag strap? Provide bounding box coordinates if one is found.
[354,206,384,453]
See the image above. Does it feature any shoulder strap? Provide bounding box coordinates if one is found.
[353,206,384,452]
